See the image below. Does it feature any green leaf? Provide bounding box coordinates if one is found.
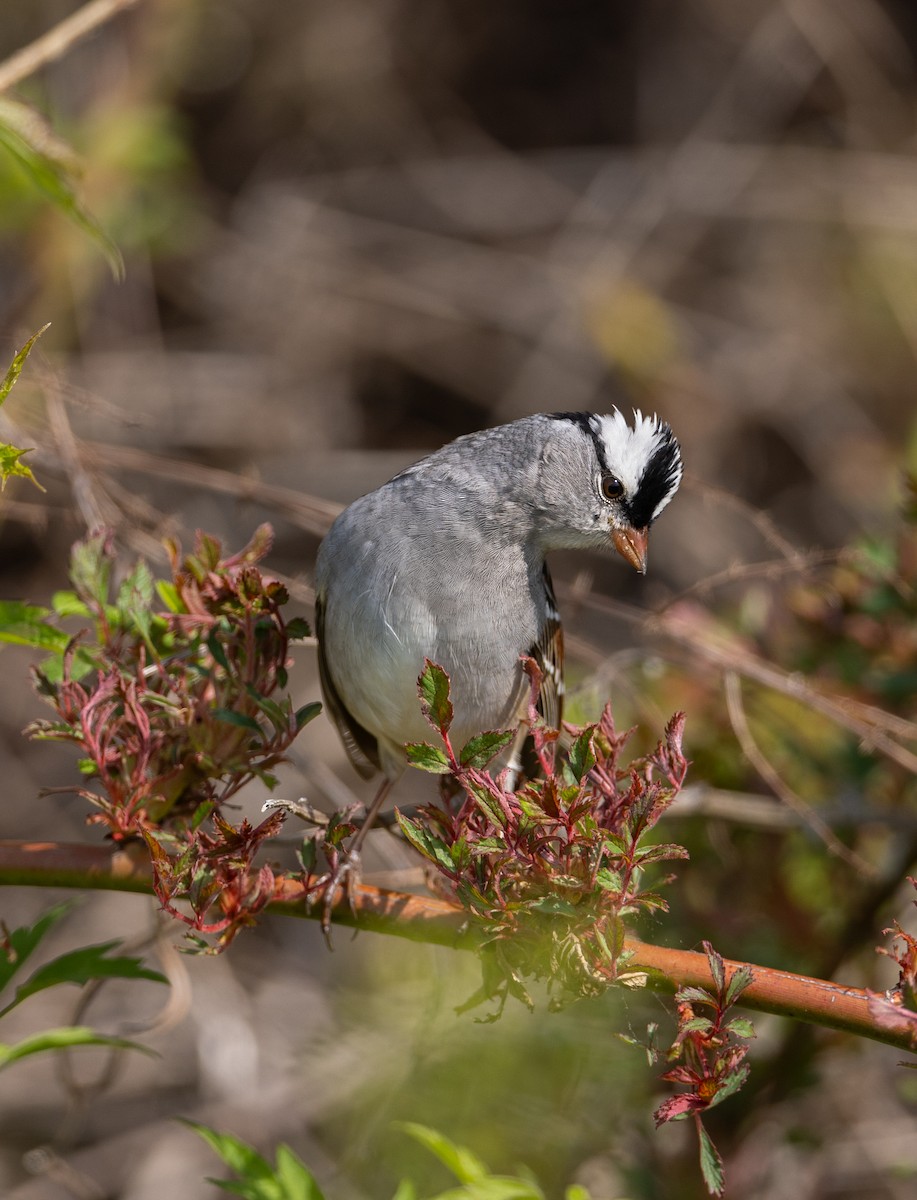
[0,442,43,491]
[428,1184,542,1200]
[724,963,755,1008]
[248,690,289,729]
[675,986,714,1007]
[0,99,123,279]
[704,943,726,996]
[707,1061,750,1110]
[191,800,215,830]
[25,719,78,743]
[0,323,49,408]
[601,833,629,856]
[0,1026,155,1073]
[395,1123,488,1184]
[595,867,623,892]
[284,617,312,641]
[395,816,456,872]
[404,742,451,774]
[116,559,155,643]
[182,1121,274,1180]
[726,1017,756,1040]
[697,1122,725,1198]
[459,729,515,770]
[0,940,167,1017]
[155,580,184,613]
[0,600,69,651]
[212,708,263,734]
[678,1016,714,1035]
[635,842,690,865]
[469,837,510,854]
[51,590,91,618]
[183,1122,326,1200]
[295,702,322,731]
[417,660,454,735]
[566,729,596,783]
[0,902,71,995]
[516,795,549,821]
[391,1182,418,1200]
[274,1144,326,1200]
[564,1187,593,1200]
[207,629,232,672]
[298,837,318,875]
[466,781,507,828]
[70,531,113,609]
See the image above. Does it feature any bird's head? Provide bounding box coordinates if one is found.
[538,410,683,571]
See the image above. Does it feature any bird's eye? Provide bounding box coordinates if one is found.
[601,474,625,501]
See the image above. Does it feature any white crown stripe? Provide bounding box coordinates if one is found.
[593,411,671,490]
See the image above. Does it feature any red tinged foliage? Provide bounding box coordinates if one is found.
[27,526,316,949]
[377,659,690,1011]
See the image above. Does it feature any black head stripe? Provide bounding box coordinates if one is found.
[549,411,611,474]
[625,423,682,529]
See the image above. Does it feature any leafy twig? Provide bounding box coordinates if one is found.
[0,838,913,1051]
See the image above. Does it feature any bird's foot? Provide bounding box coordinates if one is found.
[318,847,362,940]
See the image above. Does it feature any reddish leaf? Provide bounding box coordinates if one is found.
[653,1093,702,1125]
[417,660,454,735]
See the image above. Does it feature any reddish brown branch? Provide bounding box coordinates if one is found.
[0,839,473,947]
[623,938,901,1048]
[0,839,910,1051]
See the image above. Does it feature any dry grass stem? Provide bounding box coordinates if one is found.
[724,670,875,874]
[0,0,143,94]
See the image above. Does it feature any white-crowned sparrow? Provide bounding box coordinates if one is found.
[314,411,682,831]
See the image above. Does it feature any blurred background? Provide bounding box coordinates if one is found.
[1,1,917,1197]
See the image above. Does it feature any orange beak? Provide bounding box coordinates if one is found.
[612,526,649,575]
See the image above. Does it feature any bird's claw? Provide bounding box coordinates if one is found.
[319,848,362,939]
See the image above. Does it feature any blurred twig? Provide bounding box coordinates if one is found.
[724,670,874,874]
[54,916,191,1147]
[569,583,917,772]
[660,604,917,766]
[683,476,805,561]
[46,378,110,531]
[667,549,841,604]
[0,0,143,94]
[83,440,341,538]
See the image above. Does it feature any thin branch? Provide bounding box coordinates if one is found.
[682,476,805,562]
[666,548,841,605]
[623,936,905,1050]
[0,0,143,94]
[0,839,472,948]
[82,440,342,538]
[568,584,917,765]
[0,838,912,1052]
[724,671,874,874]
[46,378,110,532]
[659,605,917,768]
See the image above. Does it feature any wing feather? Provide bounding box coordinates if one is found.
[527,562,564,730]
[314,594,381,779]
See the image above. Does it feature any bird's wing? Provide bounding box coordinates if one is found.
[314,594,381,780]
[528,562,564,730]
